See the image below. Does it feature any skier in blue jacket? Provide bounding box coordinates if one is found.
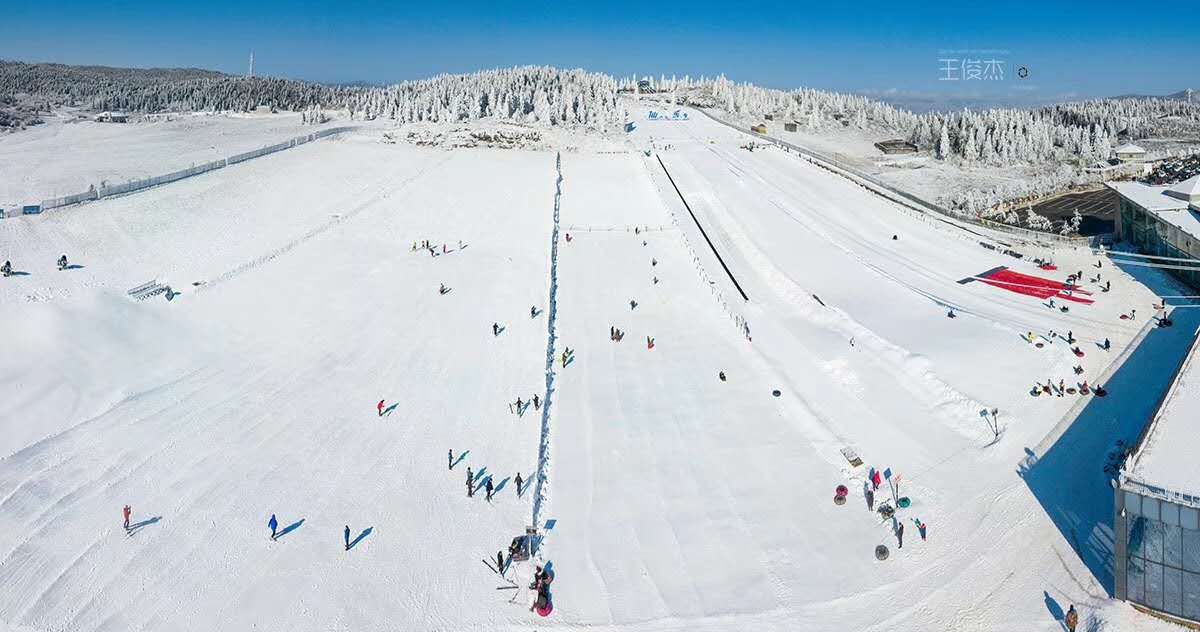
[269,514,278,541]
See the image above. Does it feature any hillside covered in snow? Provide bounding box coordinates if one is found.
[1,84,1197,631]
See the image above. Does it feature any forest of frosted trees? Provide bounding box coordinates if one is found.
[0,61,621,129]
[4,59,1198,229]
[630,73,1199,222]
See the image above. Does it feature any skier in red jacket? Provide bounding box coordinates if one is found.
[123,505,132,530]
[377,400,385,417]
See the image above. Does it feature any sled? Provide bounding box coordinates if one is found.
[839,447,863,467]
[834,495,846,505]
[1120,314,1129,320]
[1040,264,1058,271]
[1030,388,1041,397]
[875,545,890,561]
[835,485,849,497]
[1035,343,1044,349]
[1066,387,1077,395]
[536,602,554,617]
[897,497,911,509]
[1073,348,1085,358]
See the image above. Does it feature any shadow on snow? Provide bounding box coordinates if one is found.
[1018,260,1200,596]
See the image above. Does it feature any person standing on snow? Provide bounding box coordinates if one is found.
[377,400,385,417]
[123,505,132,531]
[497,550,505,575]
[344,525,351,551]
[896,522,904,548]
[269,514,278,540]
[466,467,474,497]
[1064,604,1078,632]
[530,306,537,318]
[865,485,875,511]
[493,323,500,336]
[515,472,524,496]
[448,449,454,470]
[532,394,540,410]
[485,478,494,502]
[1104,338,1111,350]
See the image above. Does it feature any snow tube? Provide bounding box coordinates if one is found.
[771,389,781,397]
[875,545,890,561]
[897,497,911,508]
[1066,387,1077,394]
[1035,343,1044,348]
[835,485,849,497]
[536,602,554,617]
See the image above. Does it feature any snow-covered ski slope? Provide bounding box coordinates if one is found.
[0,107,1193,631]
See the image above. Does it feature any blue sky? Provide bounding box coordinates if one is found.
[3,0,1197,105]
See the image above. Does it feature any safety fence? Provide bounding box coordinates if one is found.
[696,108,1091,248]
[26,126,357,215]
[532,151,563,537]
[561,224,674,233]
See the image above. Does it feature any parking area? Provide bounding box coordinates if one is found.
[1030,187,1117,236]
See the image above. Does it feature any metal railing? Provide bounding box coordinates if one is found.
[27,126,357,215]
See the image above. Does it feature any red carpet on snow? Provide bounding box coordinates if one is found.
[972,268,1094,304]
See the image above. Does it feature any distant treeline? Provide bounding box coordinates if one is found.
[0,60,357,113]
[0,60,621,128]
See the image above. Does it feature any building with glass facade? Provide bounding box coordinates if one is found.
[1116,331,1200,624]
[1108,175,1200,290]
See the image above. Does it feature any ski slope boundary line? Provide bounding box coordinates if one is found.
[655,154,750,301]
[532,151,562,539]
[195,154,453,292]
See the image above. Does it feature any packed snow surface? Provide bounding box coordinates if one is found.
[0,104,1194,631]
[0,110,340,204]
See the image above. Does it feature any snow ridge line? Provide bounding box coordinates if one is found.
[531,152,562,537]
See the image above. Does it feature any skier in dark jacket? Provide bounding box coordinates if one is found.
[57,255,68,270]
[515,472,524,496]
[897,522,904,548]
[497,550,505,574]
[485,478,494,502]
[1,261,10,277]
[344,525,351,550]
[1065,604,1078,631]
[467,467,474,497]
[269,514,278,540]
